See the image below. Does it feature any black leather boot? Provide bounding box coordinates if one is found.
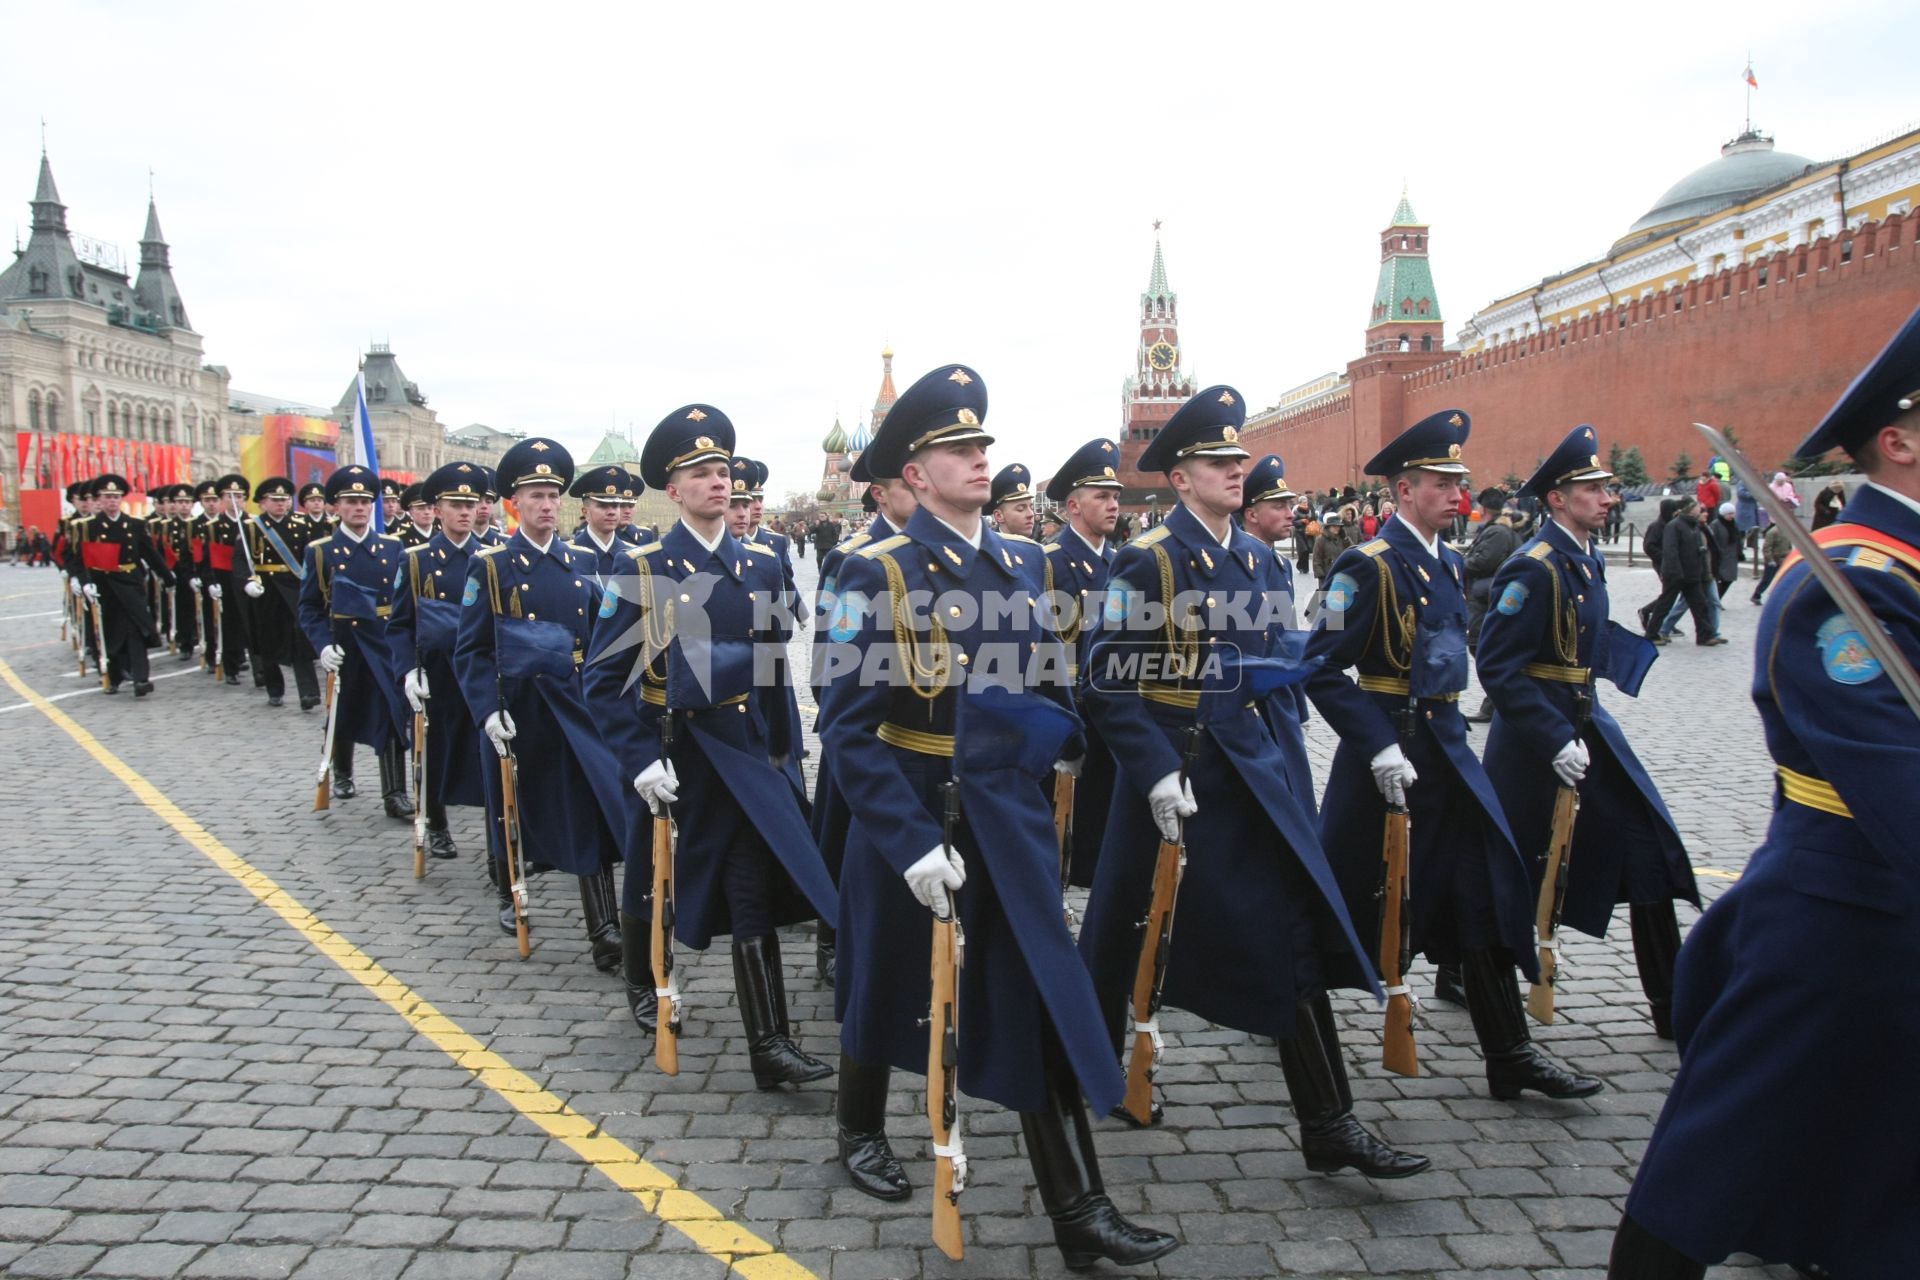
[619,909,657,1033]
[1463,696,1493,725]
[331,737,357,799]
[1607,1213,1707,1279]
[1431,962,1467,1006]
[1278,994,1430,1178]
[579,867,621,972]
[836,1053,908,1201]
[815,924,836,989]
[380,740,415,821]
[1630,900,1682,1040]
[425,799,457,859]
[1462,948,1604,1100]
[1022,1052,1178,1271]
[493,865,521,936]
[733,935,832,1089]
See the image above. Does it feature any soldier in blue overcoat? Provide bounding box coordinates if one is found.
[1239,453,1316,806]
[1611,307,1920,1278]
[568,463,640,581]
[1077,389,1427,1179]
[740,457,811,783]
[472,469,506,547]
[390,461,491,864]
[805,460,915,987]
[583,409,838,1083]
[451,439,628,969]
[818,362,1177,1270]
[1478,427,1698,1038]
[297,465,413,819]
[1304,411,1603,1101]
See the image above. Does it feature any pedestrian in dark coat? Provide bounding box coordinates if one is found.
[1707,502,1743,598]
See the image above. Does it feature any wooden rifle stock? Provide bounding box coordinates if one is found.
[89,595,109,690]
[314,670,337,811]
[652,714,681,1074]
[412,707,428,879]
[500,749,531,959]
[1052,768,1076,927]
[1122,725,1202,1126]
[208,592,222,680]
[928,778,965,1260]
[1379,805,1418,1077]
[1527,785,1578,1024]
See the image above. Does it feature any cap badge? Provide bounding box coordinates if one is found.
[1218,390,1236,406]
[1103,466,1115,477]
[457,464,471,472]
[695,436,714,449]
[1100,442,1113,452]
[1448,443,1462,459]
[948,369,973,386]
[530,441,550,452]
[1449,413,1463,427]
[733,480,746,492]
[1590,454,1600,467]
[687,408,709,422]
[956,408,979,426]
[535,464,552,475]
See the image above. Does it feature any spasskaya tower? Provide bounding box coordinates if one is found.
[1116,223,1196,506]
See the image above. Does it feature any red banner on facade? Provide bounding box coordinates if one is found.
[15,431,192,496]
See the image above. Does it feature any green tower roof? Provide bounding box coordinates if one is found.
[1373,256,1441,324]
[584,430,641,467]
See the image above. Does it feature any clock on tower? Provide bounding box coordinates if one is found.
[1118,223,1196,502]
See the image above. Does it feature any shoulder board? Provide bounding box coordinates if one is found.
[838,532,872,552]
[1526,542,1553,560]
[476,544,508,558]
[1360,539,1390,557]
[626,542,663,559]
[744,541,776,556]
[378,533,403,543]
[405,542,431,556]
[563,541,590,554]
[1042,543,1062,554]
[307,535,332,550]
[856,534,912,560]
[1000,532,1040,545]
[1132,526,1172,547]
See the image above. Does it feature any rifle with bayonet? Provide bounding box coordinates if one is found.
[314,670,338,811]
[1528,683,1589,1024]
[88,591,109,691]
[928,776,966,1261]
[1123,723,1203,1125]
[652,712,683,1073]
[1053,766,1076,927]
[1378,701,1418,1077]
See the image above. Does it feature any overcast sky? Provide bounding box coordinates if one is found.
[10,2,1917,503]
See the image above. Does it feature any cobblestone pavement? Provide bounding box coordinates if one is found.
[0,553,1792,1280]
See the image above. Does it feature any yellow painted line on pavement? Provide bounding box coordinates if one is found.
[0,652,816,1280]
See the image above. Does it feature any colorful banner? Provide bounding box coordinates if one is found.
[236,415,343,505]
[15,431,192,496]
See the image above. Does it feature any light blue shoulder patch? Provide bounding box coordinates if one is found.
[1496,580,1530,615]
[598,578,621,619]
[1323,571,1359,613]
[393,564,406,591]
[1103,578,1134,626]
[827,590,869,643]
[462,576,480,608]
[1816,613,1883,685]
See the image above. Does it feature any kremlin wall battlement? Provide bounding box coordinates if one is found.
[1246,211,1920,491]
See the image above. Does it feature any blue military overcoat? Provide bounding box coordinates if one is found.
[584,521,836,948]
[1627,486,1920,1272]
[297,529,410,750]
[451,531,626,877]
[820,506,1118,1115]
[1078,504,1376,1040]
[390,533,487,810]
[1045,526,1118,888]
[808,515,895,880]
[1303,516,1538,978]
[1477,519,1698,936]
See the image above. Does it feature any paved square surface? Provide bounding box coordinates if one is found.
[0,553,1792,1279]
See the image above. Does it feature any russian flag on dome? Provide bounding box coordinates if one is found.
[352,370,381,475]
[1744,63,1758,89]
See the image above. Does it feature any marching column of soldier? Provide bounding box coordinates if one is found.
[34,309,1920,1276]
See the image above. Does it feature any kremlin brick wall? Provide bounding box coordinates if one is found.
[1245,211,1920,491]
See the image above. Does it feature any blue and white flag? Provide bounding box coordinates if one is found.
[352,371,380,475]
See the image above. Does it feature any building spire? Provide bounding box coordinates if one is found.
[31,152,65,231]
[1391,185,1420,227]
[1147,220,1170,298]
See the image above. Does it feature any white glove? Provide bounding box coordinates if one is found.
[1148,770,1198,842]
[189,576,202,592]
[904,844,967,916]
[1551,738,1591,788]
[633,758,680,810]
[1369,744,1419,807]
[243,579,265,599]
[484,709,517,757]
[82,582,99,601]
[209,582,223,600]
[70,578,84,598]
[1054,755,1085,779]
[318,644,345,673]
[404,667,430,713]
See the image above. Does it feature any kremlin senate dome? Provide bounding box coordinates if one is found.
[1621,130,1815,242]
